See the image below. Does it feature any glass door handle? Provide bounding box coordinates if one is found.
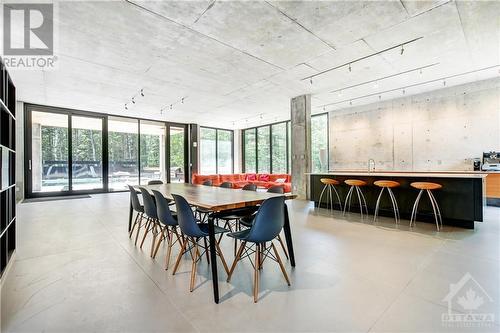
[29,159,32,170]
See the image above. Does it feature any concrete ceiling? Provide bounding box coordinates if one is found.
[7,0,500,129]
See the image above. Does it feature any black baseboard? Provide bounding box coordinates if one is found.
[486,198,500,207]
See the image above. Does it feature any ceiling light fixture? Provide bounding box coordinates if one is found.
[301,36,423,82]
[400,44,404,55]
[443,80,446,86]
[316,65,498,109]
[140,89,144,97]
[348,63,352,72]
[310,78,313,84]
[124,104,128,110]
[131,97,136,104]
[329,63,439,95]
[402,89,406,95]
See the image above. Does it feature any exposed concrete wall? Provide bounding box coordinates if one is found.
[291,94,311,199]
[328,77,500,171]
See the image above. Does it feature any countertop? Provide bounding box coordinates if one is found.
[306,170,492,178]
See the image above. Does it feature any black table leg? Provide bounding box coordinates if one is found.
[128,197,133,232]
[283,203,296,267]
[208,215,219,303]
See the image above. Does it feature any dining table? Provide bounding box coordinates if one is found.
[128,183,297,304]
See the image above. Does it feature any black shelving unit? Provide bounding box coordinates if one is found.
[0,57,16,279]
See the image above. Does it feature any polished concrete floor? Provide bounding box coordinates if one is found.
[1,192,499,332]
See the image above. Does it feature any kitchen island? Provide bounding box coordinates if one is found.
[308,171,487,229]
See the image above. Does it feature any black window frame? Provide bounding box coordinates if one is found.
[242,120,291,174]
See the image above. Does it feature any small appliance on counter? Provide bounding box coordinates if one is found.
[473,158,481,171]
[482,151,500,171]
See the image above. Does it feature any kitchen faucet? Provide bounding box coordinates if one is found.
[368,158,375,172]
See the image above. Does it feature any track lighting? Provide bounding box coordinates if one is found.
[310,78,313,84]
[132,97,135,104]
[349,100,352,105]
[402,89,406,95]
[348,63,352,72]
[378,95,381,100]
[400,44,404,55]
[181,98,184,104]
[170,104,173,110]
[443,80,446,86]
[124,104,128,110]
[140,89,144,97]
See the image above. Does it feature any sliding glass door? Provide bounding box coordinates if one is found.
[25,104,189,198]
[27,106,105,196]
[30,110,69,193]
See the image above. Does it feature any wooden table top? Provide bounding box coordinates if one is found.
[135,183,296,211]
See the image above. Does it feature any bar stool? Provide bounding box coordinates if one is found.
[373,180,400,224]
[343,179,368,217]
[410,182,443,231]
[317,178,343,211]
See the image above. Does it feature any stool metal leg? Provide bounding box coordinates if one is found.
[318,184,328,209]
[373,187,385,223]
[358,187,368,216]
[387,188,400,224]
[331,185,343,211]
[427,190,442,231]
[355,186,364,218]
[343,186,354,216]
[428,190,443,229]
[410,189,424,227]
[328,185,334,212]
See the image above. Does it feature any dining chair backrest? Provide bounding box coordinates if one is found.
[267,185,284,194]
[139,187,158,219]
[242,183,257,191]
[148,180,163,185]
[128,185,143,212]
[172,194,206,238]
[245,196,285,243]
[220,182,233,188]
[152,190,177,226]
[202,180,213,186]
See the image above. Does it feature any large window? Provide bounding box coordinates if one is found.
[71,116,103,190]
[25,104,188,198]
[140,120,166,184]
[243,121,290,174]
[311,113,329,173]
[257,126,271,173]
[243,128,256,173]
[108,116,139,191]
[169,126,185,183]
[271,123,287,173]
[199,127,233,174]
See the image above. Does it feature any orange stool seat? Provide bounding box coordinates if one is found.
[374,180,400,188]
[410,182,442,190]
[320,178,339,186]
[344,179,367,187]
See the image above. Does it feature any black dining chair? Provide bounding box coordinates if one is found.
[227,196,291,303]
[128,185,145,245]
[239,186,289,259]
[152,190,182,269]
[171,194,230,292]
[139,187,162,257]
[148,180,164,185]
[220,181,233,188]
[241,183,257,191]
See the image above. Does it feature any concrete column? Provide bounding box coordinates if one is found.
[290,94,311,199]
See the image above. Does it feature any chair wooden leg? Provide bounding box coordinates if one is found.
[227,241,245,282]
[152,226,165,259]
[165,228,173,270]
[150,221,159,257]
[215,240,230,275]
[172,238,188,275]
[203,237,210,265]
[254,243,260,303]
[129,213,140,238]
[139,218,151,249]
[190,238,199,292]
[271,242,291,286]
[276,234,289,260]
[135,215,146,245]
